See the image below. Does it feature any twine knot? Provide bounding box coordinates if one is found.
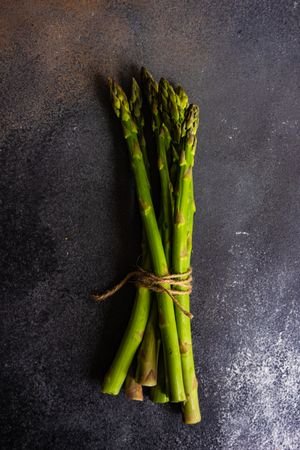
[91,267,193,319]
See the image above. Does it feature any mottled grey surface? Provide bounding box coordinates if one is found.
[1,1,300,449]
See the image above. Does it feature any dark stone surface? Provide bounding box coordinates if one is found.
[1,1,299,449]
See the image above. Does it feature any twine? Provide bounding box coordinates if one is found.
[91,267,193,319]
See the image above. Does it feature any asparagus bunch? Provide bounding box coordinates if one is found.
[100,68,201,424]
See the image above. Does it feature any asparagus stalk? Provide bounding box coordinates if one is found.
[135,300,159,386]
[173,104,201,423]
[131,76,162,388]
[108,78,186,402]
[102,79,153,396]
[186,179,196,259]
[150,342,169,403]
[125,360,144,401]
[154,124,176,403]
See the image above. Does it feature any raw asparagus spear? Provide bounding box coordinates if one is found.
[131,77,161,388]
[150,344,169,403]
[135,303,159,386]
[125,359,144,401]
[173,104,201,423]
[102,78,153,395]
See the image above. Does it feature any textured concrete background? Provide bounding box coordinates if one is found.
[1,1,299,449]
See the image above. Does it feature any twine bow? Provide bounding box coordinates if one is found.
[91,267,193,319]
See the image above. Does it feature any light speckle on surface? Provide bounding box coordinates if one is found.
[218,303,300,450]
